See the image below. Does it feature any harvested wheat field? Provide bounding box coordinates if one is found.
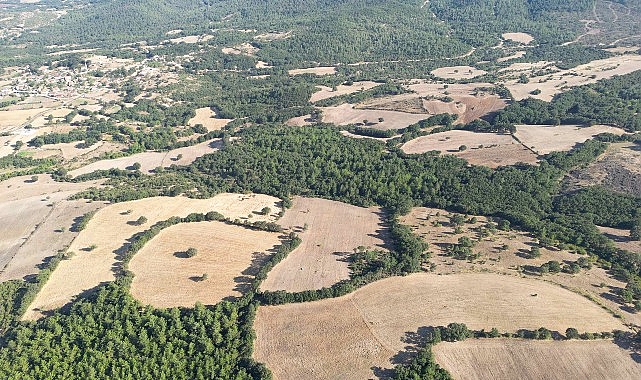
[401,130,537,167]
[68,139,221,177]
[431,65,487,80]
[433,339,641,380]
[129,221,281,308]
[23,193,281,320]
[321,103,427,130]
[188,107,232,131]
[502,32,534,44]
[254,273,625,380]
[261,197,387,292]
[309,81,381,103]
[515,124,626,154]
[598,225,641,254]
[288,66,336,76]
[0,108,47,130]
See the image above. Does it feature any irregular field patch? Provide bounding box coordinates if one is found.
[187,107,231,131]
[320,103,427,130]
[502,32,534,44]
[514,124,626,154]
[309,81,382,103]
[261,197,387,292]
[254,273,626,380]
[129,221,281,308]
[430,65,487,80]
[433,339,641,380]
[23,193,281,320]
[288,66,336,76]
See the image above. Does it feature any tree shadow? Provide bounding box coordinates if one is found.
[371,326,437,380]
[613,331,641,364]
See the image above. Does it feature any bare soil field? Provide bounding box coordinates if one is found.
[261,197,388,292]
[402,207,641,326]
[221,42,259,55]
[284,114,314,127]
[68,139,221,177]
[430,65,487,80]
[505,54,641,101]
[23,193,281,320]
[0,108,48,130]
[340,130,397,142]
[433,339,641,380]
[288,66,337,76]
[565,142,641,196]
[320,103,428,130]
[401,130,537,167]
[188,107,232,131]
[129,221,281,308]
[502,32,534,44]
[514,124,627,154]
[309,81,382,103]
[497,50,526,62]
[597,225,641,254]
[254,273,625,380]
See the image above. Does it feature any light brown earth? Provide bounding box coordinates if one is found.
[68,139,221,177]
[502,32,535,44]
[129,221,281,307]
[0,108,47,130]
[514,124,627,154]
[221,42,259,56]
[320,103,428,130]
[285,114,314,127]
[309,81,382,103]
[402,207,641,326]
[254,273,626,380]
[261,197,388,292]
[340,130,396,142]
[288,66,337,76]
[23,193,281,320]
[430,66,487,80]
[188,107,232,131]
[433,339,641,380]
[401,130,538,167]
[497,50,526,62]
[597,226,641,254]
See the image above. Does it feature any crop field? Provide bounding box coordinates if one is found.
[254,273,626,380]
[433,339,641,380]
[0,108,48,130]
[320,103,428,130]
[288,66,337,76]
[129,221,281,308]
[502,32,534,44]
[23,193,281,320]
[187,107,232,131]
[261,197,388,292]
[514,124,627,155]
[401,130,537,167]
[430,65,488,80]
[309,81,381,103]
[68,139,222,177]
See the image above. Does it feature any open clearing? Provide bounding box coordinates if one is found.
[433,339,641,380]
[129,221,281,308]
[502,32,534,44]
[309,81,382,103]
[402,207,641,326]
[254,273,625,380]
[288,66,336,76]
[0,108,47,130]
[401,130,537,167]
[23,193,281,320]
[320,103,428,130]
[514,124,626,154]
[597,225,641,254]
[261,197,387,292]
[68,139,221,177]
[187,107,232,131]
[431,65,487,80]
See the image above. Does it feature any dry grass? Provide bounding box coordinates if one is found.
[430,65,487,80]
[188,107,232,131]
[433,339,641,380]
[0,108,48,130]
[261,197,388,292]
[320,103,428,130]
[254,273,626,380]
[514,124,627,154]
[129,221,281,307]
[401,130,537,167]
[502,32,534,44]
[597,225,641,256]
[288,66,337,76]
[22,193,281,320]
[221,43,259,56]
[309,81,382,103]
[68,139,221,177]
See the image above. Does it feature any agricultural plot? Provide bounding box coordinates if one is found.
[288,66,336,76]
[187,107,232,131]
[68,139,222,177]
[254,273,625,380]
[261,197,388,292]
[433,339,641,380]
[430,65,487,80]
[514,124,626,155]
[129,221,281,308]
[23,193,281,320]
[320,103,427,130]
[401,130,537,168]
[309,81,382,103]
[502,32,534,44]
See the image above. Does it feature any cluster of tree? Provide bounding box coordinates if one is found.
[314,83,409,107]
[70,210,97,232]
[446,236,478,260]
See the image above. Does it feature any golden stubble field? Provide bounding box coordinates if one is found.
[254,273,626,380]
[23,193,281,320]
[433,339,641,380]
[261,197,388,292]
[129,221,282,308]
[514,124,627,154]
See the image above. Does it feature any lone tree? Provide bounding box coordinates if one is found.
[136,216,148,225]
[186,247,197,258]
[259,206,271,215]
[131,162,141,170]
